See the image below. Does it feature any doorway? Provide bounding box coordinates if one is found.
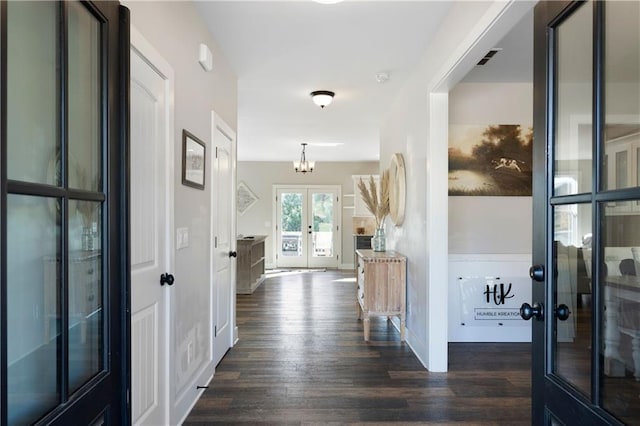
[274,185,341,269]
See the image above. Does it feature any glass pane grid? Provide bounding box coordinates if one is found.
[5,2,107,423]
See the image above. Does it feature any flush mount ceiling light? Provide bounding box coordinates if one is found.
[293,143,315,174]
[310,90,335,109]
[312,0,344,4]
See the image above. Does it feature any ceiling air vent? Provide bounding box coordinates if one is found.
[477,48,502,65]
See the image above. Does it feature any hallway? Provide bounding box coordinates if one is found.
[185,269,531,424]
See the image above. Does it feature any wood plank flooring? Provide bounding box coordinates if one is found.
[185,269,531,425]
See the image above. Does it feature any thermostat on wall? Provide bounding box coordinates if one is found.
[198,43,213,72]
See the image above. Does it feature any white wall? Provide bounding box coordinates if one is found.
[122,1,237,422]
[449,82,533,254]
[237,161,379,268]
[379,1,535,371]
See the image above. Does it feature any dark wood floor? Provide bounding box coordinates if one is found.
[185,269,531,425]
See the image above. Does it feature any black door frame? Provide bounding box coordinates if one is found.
[0,1,130,424]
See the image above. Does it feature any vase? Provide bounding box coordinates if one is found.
[372,227,386,252]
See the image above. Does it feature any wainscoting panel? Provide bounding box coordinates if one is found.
[449,254,532,342]
[132,303,158,423]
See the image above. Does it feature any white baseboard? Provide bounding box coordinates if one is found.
[403,325,431,371]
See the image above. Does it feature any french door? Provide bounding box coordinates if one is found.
[527,1,640,424]
[1,1,129,424]
[275,186,341,269]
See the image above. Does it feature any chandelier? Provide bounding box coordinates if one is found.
[293,143,314,174]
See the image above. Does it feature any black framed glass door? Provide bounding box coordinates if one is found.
[530,1,640,424]
[1,1,129,424]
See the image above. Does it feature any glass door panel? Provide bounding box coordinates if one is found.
[6,1,59,185]
[600,0,640,423]
[553,2,593,197]
[553,203,592,398]
[277,191,306,267]
[67,1,101,191]
[601,0,640,194]
[7,195,61,425]
[68,200,103,394]
[310,192,334,259]
[601,201,640,423]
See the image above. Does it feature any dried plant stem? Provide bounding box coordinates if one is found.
[358,170,390,229]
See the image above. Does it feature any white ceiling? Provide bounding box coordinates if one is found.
[196,1,533,162]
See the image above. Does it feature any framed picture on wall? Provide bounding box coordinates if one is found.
[237,181,258,215]
[448,124,532,196]
[182,130,206,190]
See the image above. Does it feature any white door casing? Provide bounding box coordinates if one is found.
[130,27,175,426]
[211,112,236,367]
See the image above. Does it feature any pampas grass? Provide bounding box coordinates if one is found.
[357,170,390,229]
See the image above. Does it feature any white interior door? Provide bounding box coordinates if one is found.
[211,112,236,366]
[130,28,174,426]
[275,186,340,269]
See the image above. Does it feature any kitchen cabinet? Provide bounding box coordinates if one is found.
[237,235,267,294]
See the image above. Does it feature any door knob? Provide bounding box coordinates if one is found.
[529,264,545,282]
[229,251,237,258]
[160,273,175,286]
[555,304,571,321]
[520,302,544,321]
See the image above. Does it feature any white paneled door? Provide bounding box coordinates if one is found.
[211,113,236,367]
[130,28,174,426]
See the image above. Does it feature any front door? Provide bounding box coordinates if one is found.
[211,112,235,367]
[528,1,640,424]
[1,1,128,424]
[130,28,174,425]
[275,186,341,269]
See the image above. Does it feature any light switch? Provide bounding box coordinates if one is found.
[176,227,189,250]
[182,228,189,247]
